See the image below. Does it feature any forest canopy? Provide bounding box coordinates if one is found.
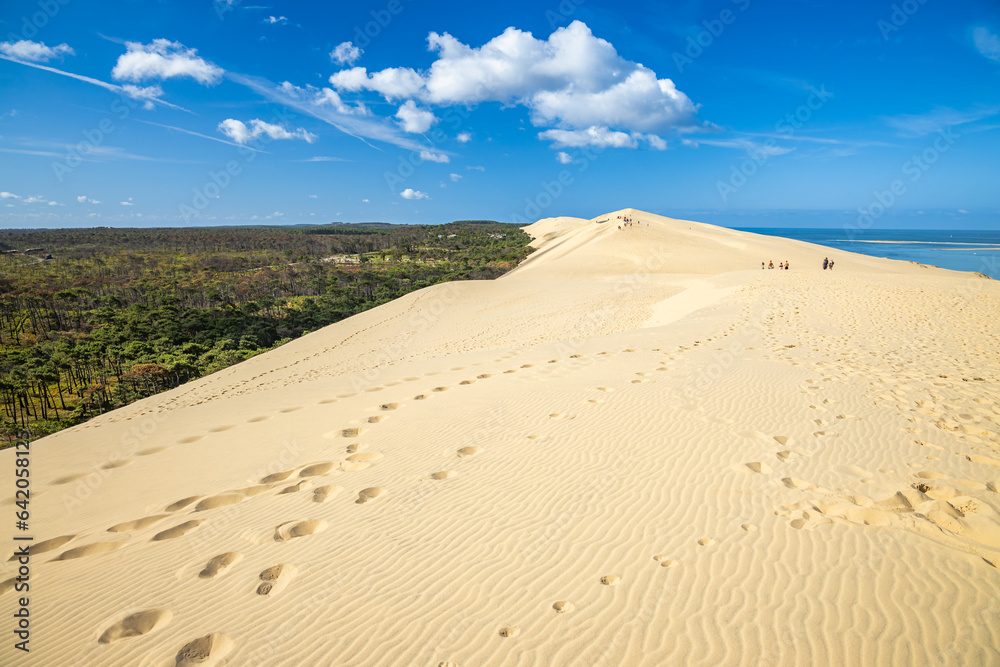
[0,221,533,445]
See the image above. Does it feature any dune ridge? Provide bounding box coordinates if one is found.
[2,210,998,665]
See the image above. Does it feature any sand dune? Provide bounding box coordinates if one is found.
[3,210,999,665]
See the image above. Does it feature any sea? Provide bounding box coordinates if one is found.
[737,228,1000,280]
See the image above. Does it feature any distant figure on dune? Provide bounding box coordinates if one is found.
[761,262,766,270]
[823,257,829,270]
[768,261,774,269]
[785,261,790,270]
[829,260,834,270]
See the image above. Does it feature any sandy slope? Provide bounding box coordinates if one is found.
[2,210,999,666]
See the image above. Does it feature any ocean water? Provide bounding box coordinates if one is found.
[737,228,1000,280]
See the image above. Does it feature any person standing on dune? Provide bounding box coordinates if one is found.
[823,257,829,270]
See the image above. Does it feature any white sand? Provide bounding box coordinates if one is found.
[3,210,999,666]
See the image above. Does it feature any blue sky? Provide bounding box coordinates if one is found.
[1,0,998,228]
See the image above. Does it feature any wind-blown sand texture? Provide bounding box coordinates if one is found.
[3,210,999,665]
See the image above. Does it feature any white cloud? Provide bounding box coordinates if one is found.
[0,191,21,199]
[362,198,369,203]
[77,195,101,204]
[330,21,697,147]
[467,165,485,171]
[396,100,437,133]
[974,27,1000,63]
[263,16,288,25]
[309,194,317,198]
[539,126,668,149]
[419,150,449,163]
[884,106,999,137]
[330,66,424,100]
[112,39,223,85]
[556,151,572,164]
[0,40,74,63]
[121,199,134,206]
[218,118,317,144]
[331,41,362,65]
[400,188,429,200]
[456,131,471,143]
[449,173,462,181]
[279,81,368,116]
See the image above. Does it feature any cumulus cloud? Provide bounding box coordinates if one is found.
[77,195,101,204]
[556,151,572,164]
[264,16,288,25]
[419,149,449,163]
[120,198,134,206]
[279,81,368,116]
[539,126,667,150]
[0,191,21,199]
[218,118,317,144]
[974,27,1000,63]
[400,188,428,200]
[328,21,696,148]
[396,100,436,133]
[456,131,471,143]
[0,40,74,63]
[112,39,223,85]
[331,41,362,65]
[449,173,462,181]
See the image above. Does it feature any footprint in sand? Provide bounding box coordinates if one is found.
[279,407,302,413]
[174,633,234,667]
[165,496,202,512]
[8,535,75,561]
[98,608,172,644]
[299,462,337,477]
[428,471,458,480]
[256,564,297,596]
[456,446,482,458]
[138,446,169,456]
[340,461,371,472]
[367,415,386,424]
[101,459,133,470]
[414,395,428,401]
[356,487,386,504]
[600,575,620,585]
[773,436,790,446]
[247,416,271,423]
[477,374,493,379]
[261,470,295,484]
[55,541,128,561]
[153,520,204,542]
[274,520,327,542]
[653,555,678,567]
[746,462,771,474]
[209,425,236,433]
[346,443,366,454]
[195,494,243,512]
[51,472,88,485]
[549,413,575,420]
[499,626,520,638]
[776,451,795,462]
[697,538,716,546]
[279,480,311,495]
[459,380,475,385]
[178,436,205,444]
[553,601,574,613]
[108,515,170,533]
[312,485,342,503]
[341,427,365,438]
[199,552,243,579]
[380,403,400,411]
[433,386,450,392]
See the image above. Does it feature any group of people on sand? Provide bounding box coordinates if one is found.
[762,260,790,270]
[823,257,835,270]
[617,214,637,230]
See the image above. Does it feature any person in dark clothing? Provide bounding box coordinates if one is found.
[823,257,828,270]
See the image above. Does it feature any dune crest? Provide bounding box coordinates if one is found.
[2,210,998,665]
